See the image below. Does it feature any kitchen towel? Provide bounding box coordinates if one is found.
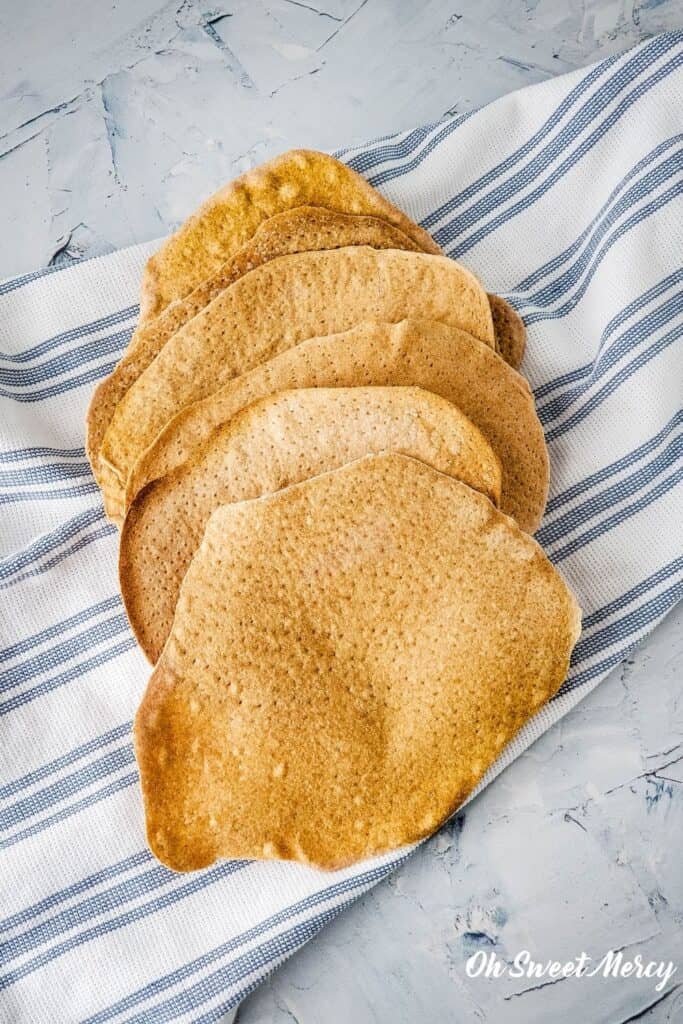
[1,30,682,1023]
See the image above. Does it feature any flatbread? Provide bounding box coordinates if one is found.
[99,247,496,518]
[86,206,424,477]
[488,293,526,369]
[120,386,502,663]
[126,320,548,534]
[87,212,523,486]
[138,149,441,322]
[134,453,581,872]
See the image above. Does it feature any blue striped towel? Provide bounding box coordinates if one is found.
[1,30,682,1023]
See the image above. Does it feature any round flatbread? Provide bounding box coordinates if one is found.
[120,386,501,663]
[134,453,581,872]
[99,248,496,518]
[126,320,548,535]
[88,210,523,486]
[86,206,425,477]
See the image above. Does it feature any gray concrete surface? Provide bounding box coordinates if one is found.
[1,3,681,1022]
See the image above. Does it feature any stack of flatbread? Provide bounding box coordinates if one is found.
[86,150,580,873]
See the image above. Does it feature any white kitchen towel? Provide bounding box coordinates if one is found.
[1,30,682,1024]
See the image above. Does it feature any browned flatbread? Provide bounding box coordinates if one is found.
[120,386,502,663]
[87,210,523,488]
[126,320,548,534]
[138,149,441,322]
[134,453,581,872]
[488,293,526,369]
[86,207,425,478]
[99,248,496,519]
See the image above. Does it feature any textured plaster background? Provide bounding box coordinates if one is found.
[1,2,681,1022]
[0,0,680,278]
